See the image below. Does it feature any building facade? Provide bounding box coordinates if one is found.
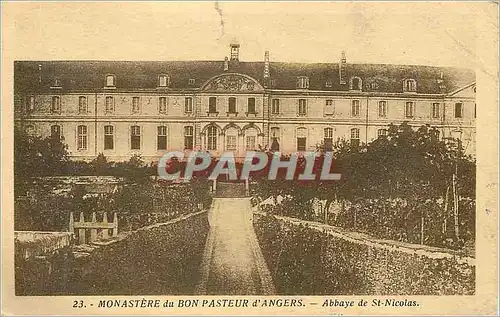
[14,42,476,162]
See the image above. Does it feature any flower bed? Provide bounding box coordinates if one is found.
[253,213,475,295]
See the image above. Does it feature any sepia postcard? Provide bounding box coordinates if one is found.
[1,1,499,316]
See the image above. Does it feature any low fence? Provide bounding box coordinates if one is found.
[69,212,118,244]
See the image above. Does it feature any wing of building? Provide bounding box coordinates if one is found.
[14,42,476,162]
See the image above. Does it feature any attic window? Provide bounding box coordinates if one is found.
[403,79,417,92]
[296,76,309,89]
[52,78,62,88]
[105,75,116,87]
[370,82,379,90]
[188,78,196,85]
[349,77,362,91]
[325,80,333,88]
[270,79,277,87]
[159,75,170,87]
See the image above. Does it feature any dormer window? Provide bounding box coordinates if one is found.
[349,77,362,91]
[188,78,195,85]
[105,74,116,87]
[370,82,379,90]
[296,76,309,89]
[325,80,333,88]
[159,74,170,87]
[52,78,61,88]
[403,79,417,92]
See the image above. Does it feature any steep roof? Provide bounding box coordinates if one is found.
[14,60,475,94]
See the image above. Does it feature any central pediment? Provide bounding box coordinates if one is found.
[201,73,264,92]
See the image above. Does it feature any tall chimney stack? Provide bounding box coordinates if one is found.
[224,57,229,71]
[339,51,347,85]
[264,51,270,78]
[230,39,240,62]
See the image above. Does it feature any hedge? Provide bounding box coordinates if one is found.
[253,213,474,295]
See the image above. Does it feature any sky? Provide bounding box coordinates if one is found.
[2,1,490,68]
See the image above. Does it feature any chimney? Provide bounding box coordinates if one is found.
[230,39,240,62]
[339,51,347,85]
[224,57,229,71]
[264,51,270,79]
[38,63,42,84]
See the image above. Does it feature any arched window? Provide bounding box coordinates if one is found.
[296,127,307,151]
[51,125,61,140]
[350,77,362,90]
[350,128,360,147]
[207,126,218,150]
[270,127,280,151]
[158,75,169,87]
[324,128,334,151]
[157,126,168,150]
[105,75,115,87]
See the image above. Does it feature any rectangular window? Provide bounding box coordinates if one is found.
[246,136,256,150]
[130,126,141,150]
[157,126,167,150]
[51,96,61,113]
[296,76,310,89]
[298,99,307,115]
[159,75,168,87]
[271,99,280,114]
[159,97,167,114]
[351,100,360,117]
[132,97,140,113]
[185,97,193,113]
[324,128,333,151]
[77,125,87,150]
[455,102,463,118]
[208,97,217,113]
[432,103,440,119]
[378,101,387,117]
[78,96,87,114]
[405,101,414,118]
[378,129,387,137]
[325,100,335,115]
[184,126,194,150]
[26,96,35,111]
[297,138,306,151]
[105,96,114,113]
[228,97,237,113]
[104,125,114,150]
[247,98,256,114]
[226,135,237,151]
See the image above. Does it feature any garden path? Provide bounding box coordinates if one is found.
[194,198,275,295]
